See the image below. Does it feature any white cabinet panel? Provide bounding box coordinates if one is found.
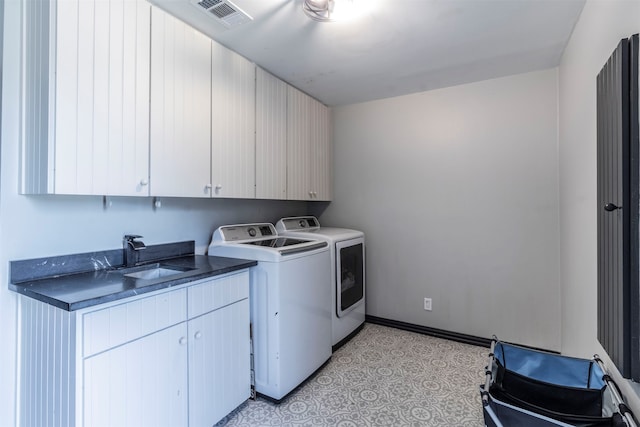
[310,99,332,201]
[24,0,151,195]
[188,299,250,427]
[17,296,74,427]
[83,288,187,357]
[150,7,212,197]
[256,68,288,199]
[211,42,256,198]
[83,323,189,427]
[287,85,313,200]
[187,271,249,319]
[287,85,332,200]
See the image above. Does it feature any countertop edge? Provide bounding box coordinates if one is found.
[66,261,257,311]
[11,256,257,312]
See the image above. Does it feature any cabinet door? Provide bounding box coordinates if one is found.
[83,323,188,427]
[55,0,150,195]
[150,7,211,197]
[286,86,332,201]
[256,68,287,199]
[188,299,250,426]
[286,85,313,200]
[211,42,256,198]
[310,99,332,201]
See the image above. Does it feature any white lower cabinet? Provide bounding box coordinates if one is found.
[17,270,250,427]
[83,323,189,427]
[188,299,250,426]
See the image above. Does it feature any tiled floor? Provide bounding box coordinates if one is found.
[216,323,488,426]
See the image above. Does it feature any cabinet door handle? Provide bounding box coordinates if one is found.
[179,337,187,345]
[194,331,202,340]
[139,179,148,186]
[604,203,620,211]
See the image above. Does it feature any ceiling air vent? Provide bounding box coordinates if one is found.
[193,0,253,28]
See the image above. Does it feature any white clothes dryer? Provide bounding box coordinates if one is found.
[276,216,365,351]
[208,223,331,402]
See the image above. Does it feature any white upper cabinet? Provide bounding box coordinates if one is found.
[286,86,333,201]
[22,3,331,200]
[256,68,288,200]
[210,42,256,199]
[310,98,333,201]
[22,0,151,196]
[150,7,212,198]
[286,86,312,200]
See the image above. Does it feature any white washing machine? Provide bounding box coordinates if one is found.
[276,216,365,351]
[208,223,331,402]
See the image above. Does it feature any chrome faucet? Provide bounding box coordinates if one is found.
[123,235,146,267]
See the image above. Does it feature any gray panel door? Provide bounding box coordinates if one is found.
[596,35,640,381]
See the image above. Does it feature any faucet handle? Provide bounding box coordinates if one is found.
[123,235,146,251]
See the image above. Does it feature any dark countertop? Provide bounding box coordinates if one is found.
[9,243,256,311]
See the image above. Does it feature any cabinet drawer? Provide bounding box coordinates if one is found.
[83,288,187,358]
[188,271,249,319]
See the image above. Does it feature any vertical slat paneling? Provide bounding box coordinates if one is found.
[83,323,188,427]
[82,288,187,357]
[30,0,151,195]
[187,272,249,318]
[287,85,311,200]
[187,272,250,425]
[134,0,151,195]
[311,99,332,201]
[256,68,287,199]
[105,0,126,195]
[75,0,96,194]
[18,296,74,427]
[98,0,151,196]
[89,0,110,194]
[121,0,151,196]
[597,37,633,378]
[150,7,211,197]
[325,106,333,200]
[211,42,256,198]
[628,34,640,381]
[21,0,52,193]
[54,0,80,193]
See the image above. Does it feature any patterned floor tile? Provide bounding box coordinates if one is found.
[216,323,487,426]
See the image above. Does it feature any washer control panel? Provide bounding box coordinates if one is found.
[277,216,320,232]
[216,223,276,241]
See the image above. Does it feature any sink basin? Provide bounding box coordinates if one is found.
[124,267,187,280]
[118,263,197,281]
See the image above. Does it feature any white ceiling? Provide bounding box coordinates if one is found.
[150,0,585,106]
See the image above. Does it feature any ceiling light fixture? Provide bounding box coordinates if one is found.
[303,0,355,22]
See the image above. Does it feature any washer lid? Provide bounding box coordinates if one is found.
[244,237,312,247]
[210,222,328,259]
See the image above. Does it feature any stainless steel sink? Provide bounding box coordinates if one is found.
[124,267,187,280]
[117,263,196,280]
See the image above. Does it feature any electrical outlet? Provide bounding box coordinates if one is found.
[424,298,432,311]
